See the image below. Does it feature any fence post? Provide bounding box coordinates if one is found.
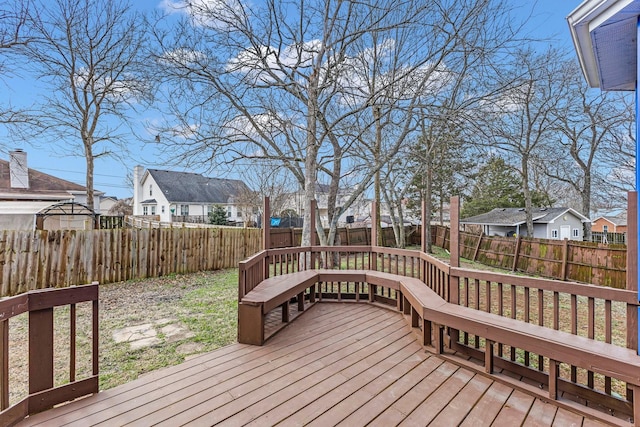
[561,238,569,281]
[473,231,483,262]
[512,235,522,272]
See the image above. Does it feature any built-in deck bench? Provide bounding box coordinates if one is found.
[399,278,640,414]
[238,269,404,345]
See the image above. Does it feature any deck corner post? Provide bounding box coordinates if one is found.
[238,303,264,346]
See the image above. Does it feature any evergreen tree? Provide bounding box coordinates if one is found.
[209,205,228,225]
[461,156,553,218]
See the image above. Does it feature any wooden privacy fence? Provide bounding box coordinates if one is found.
[269,225,420,248]
[0,227,262,297]
[432,225,627,288]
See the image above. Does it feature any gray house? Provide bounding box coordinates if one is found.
[461,207,590,240]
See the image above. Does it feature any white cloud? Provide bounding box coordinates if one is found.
[159,0,245,29]
[226,40,321,84]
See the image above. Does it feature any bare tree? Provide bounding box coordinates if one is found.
[19,0,149,213]
[543,63,630,240]
[152,0,529,247]
[480,47,569,236]
[0,0,32,125]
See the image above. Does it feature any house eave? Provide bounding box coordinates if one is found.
[568,0,639,90]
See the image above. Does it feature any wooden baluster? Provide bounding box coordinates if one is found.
[29,307,54,396]
[497,282,503,357]
[571,294,577,383]
[70,303,76,382]
[0,319,8,411]
[605,299,612,395]
[587,297,595,389]
[524,287,530,367]
[510,284,516,362]
[538,289,544,371]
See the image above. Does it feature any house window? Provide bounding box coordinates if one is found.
[237,212,242,219]
[573,228,579,238]
[143,206,148,215]
[551,229,558,238]
[180,205,189,215]
[151,206,156,215]
[227,211,232,218]
[161,205,165,214]
[149,184,153,196]
[603,225,608,233]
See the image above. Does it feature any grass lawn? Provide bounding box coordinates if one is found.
[8,269,239,404]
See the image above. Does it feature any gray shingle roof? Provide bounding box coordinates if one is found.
[461,207,587,226]
[148,169,250,204]
[598,213,627,226]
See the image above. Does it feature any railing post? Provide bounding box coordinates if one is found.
[371,201,378,271]
[263,197,270,251]
[29,308,54,396]
[626,191,638,353]
[449,196,460,304]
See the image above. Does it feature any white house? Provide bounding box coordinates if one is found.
[132,166,254,224]
[0,149,103,230]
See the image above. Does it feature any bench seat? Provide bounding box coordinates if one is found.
[399,279,640,403]
[238,269,408,345]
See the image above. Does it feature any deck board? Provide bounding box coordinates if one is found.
[19,303,623,426]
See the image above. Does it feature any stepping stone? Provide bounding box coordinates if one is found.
[112,324,156,343]
[161,323,195,343]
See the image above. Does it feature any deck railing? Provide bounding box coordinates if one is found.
[0,283,99,427]
[238,244,639,419]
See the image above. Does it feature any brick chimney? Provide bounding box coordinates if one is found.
[9,149,29,189]
[133,165,144,215]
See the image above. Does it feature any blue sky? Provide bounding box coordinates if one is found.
[0,1,584,200]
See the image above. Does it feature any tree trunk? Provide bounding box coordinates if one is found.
[522,156,534,237]
[582,172,592,241]
[424,154,433,253]
[84,136,95,229]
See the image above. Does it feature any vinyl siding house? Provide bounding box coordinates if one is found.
[0,149,103,230]
[461,207,590,240]
[279,184,371,227]
[132,166,254,224]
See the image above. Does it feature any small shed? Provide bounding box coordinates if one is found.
[35,202,99,231]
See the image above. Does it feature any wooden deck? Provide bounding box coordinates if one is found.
[20,303,616,426]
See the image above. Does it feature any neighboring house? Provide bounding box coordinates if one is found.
[99,196,118,214]
[0,149,103,230]
[280,184,372,227]
[461,207,590,241]
[132,166,254,224]
[592,212,627,234]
